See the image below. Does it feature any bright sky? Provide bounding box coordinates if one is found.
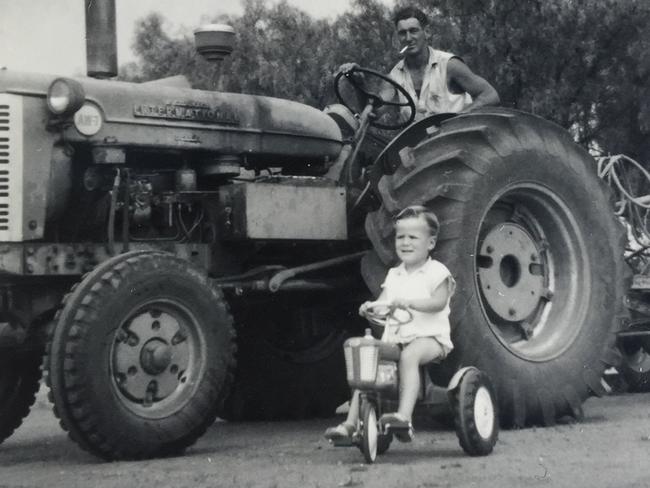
[0,0,393,76]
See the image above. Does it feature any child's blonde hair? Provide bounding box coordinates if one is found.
[394,205,440,238]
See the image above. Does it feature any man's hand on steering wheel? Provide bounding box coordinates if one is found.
[338,62,361,75]
[334,65,416,130]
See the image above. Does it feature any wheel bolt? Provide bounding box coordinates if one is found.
[170,364,179,374]
[508,308,516,317]
[152,320,160,331]
[128,366,138,376]
[486,245,494,254]
[530,254,537,262]
[144,381,157,405]
[128,336,138,347]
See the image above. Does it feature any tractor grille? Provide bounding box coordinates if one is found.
[0,94,23,241]
[0,104,10,232]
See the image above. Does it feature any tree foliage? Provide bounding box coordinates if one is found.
[404,0,650,160]
[121,0,650,160]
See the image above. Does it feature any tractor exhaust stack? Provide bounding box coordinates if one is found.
[85,0,118,78]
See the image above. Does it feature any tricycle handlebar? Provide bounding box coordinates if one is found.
[361,301,413,327]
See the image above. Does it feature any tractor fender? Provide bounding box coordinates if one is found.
[446,366,480,392]
[371,112,457,177]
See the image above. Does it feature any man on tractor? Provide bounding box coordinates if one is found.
[340,5,500,121]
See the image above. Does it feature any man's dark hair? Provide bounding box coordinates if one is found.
[392,6,429,27]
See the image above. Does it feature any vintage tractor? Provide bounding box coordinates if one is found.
[0,0,627,460]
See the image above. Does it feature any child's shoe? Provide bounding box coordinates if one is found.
[379,413,413,442]
[324,422,355,445]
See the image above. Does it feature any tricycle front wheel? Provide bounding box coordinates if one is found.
[360,399,379,463]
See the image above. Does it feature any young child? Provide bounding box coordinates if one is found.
[324,205,455,442]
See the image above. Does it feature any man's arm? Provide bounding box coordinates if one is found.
[447,58,500,112]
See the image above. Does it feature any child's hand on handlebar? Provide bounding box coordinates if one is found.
[360,300,414,326]
[358,300,373,317]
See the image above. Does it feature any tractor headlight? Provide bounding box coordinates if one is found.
[47,78,85,116]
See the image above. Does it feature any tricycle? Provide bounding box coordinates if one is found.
[331,302,499,463]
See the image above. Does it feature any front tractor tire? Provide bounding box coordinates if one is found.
[45,251,236,460]
[366,108,627,427]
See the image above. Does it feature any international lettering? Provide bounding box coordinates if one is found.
[133,103,239,125]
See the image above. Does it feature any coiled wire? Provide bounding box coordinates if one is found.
[597,154,650,268]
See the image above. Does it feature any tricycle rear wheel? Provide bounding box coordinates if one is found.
[451,369,498,456]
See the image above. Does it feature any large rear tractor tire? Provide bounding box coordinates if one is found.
[0,349,43,445]
[366,108,627,427]
[45,251,236,460]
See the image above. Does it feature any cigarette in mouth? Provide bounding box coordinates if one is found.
[399,45,409,55]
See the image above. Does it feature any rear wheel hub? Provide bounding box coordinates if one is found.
[475,184,589,361]
[478,223,544,322]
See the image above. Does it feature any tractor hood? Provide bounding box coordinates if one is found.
[0,69,343,163]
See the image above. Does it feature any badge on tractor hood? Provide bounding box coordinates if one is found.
[133,101,239,125]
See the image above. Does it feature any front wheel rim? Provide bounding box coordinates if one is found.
[475,183,590,361]
[365,407,378,461]
[110,298,205,419]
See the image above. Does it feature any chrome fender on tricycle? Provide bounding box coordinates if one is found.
[446,366,480,393]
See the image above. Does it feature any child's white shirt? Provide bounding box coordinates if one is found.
[380,258,454,353]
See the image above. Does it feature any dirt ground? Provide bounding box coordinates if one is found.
[1,387,649,488]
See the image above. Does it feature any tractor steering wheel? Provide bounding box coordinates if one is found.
[334,67,416,130]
